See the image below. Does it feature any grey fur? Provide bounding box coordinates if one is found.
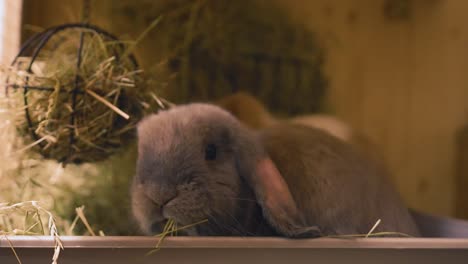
[131,103,420,237]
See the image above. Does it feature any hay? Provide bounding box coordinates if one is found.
[325,219,413,239]
[0,89,140,237]
[74,206,97,236]
[146,218,209,256]
[0,20,171,239]
[0,20,169,240]
[4,25,159,164]
[2,235,22,264]
[0,201,63,264]
[365,219,382,238]
[113,0,327,115]
[326,232,412,239]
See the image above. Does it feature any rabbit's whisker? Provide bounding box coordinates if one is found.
[210,194,258,203]
[207,213,246,236]
[219,209,255,236]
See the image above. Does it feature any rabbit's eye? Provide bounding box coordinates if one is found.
[205,144,217,160]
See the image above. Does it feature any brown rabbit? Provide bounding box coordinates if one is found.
[215,91,276,130]
[131,103,420,237]
[215,92,379,156]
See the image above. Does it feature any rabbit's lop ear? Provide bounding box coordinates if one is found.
[250,157,322,238]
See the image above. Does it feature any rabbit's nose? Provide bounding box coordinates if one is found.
[160,191,177,207]
[142,183,177,207]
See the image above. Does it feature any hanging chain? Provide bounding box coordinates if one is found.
[82,0,91,24]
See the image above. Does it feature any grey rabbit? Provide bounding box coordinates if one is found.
[131,103,420,237]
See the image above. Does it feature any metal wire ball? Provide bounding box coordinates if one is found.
[5,23,149,164]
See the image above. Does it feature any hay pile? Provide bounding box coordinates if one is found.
[112,0,327,115]
[0,89,140,236]
[5,25,159,164]
[0,21,170,240]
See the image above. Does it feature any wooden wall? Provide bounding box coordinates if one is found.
[274,0,468,216]
[18,0,468,217]
[0,0,22,64]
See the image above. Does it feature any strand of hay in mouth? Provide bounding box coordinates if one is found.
[146,218,209,256]
[0,201,63,264]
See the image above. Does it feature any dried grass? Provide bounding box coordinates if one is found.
[2,235,22,264]
[74,206,96,236]
[326,219,413,239]
[0,68,141,236]
[111,0,326,114]
[4,25,161,164]
[0,201,63,264]
[0,22,168,263]
[146,218,208,256]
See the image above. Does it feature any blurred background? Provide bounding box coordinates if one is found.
[0,0,467,229]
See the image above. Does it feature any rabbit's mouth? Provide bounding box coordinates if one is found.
[149,220,165,234]
[150,219,198,236]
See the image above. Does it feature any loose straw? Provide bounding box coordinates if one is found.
[85,89,130,120]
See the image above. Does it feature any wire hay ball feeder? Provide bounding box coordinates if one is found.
[4,23,156,164]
